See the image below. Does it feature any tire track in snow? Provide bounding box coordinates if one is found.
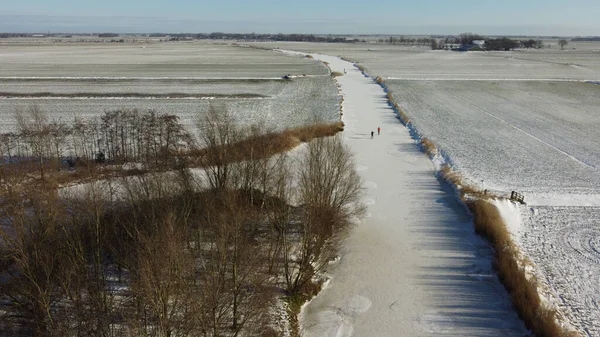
[558,224,600,265]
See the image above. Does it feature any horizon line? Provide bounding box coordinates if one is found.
[2,32,598,38]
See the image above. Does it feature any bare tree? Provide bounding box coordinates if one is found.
[559,39,568,50]
[131,212,199,337]
[0,183,65,336]
[196,103,241,190]
[14,106,52,179]
[283,135,364,296]
[48,120,69,171]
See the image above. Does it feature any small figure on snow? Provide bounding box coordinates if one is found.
[377,127,381,135]
[371,131,374,139]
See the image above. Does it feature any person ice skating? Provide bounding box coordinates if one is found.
[377,127,381,135]
[371,131,374,139]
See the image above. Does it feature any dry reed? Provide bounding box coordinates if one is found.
[467,200,577,337]
[420,137,438,157]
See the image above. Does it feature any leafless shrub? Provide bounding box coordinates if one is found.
[440,165,485,197]
[385,91,410,124]
[420,137,438,156]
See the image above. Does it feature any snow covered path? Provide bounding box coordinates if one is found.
[299,54,528,336]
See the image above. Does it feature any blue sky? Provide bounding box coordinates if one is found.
[2,0,599,35]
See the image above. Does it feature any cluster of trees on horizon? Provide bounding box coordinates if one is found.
[0,32,363,43]
[378,33,572,51]
[163,32,365,43]
[571,36,600,41]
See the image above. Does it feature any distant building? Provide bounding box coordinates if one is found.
[456,44,484,52]
[472,40,485,47]
[31,34,45,38]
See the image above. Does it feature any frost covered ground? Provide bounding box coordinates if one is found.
[0,42,338,132]
[0,76,339,132]
[385,80,600,194]
[253,41,600,80]
[0,42,327,78]
[518,206,600,336]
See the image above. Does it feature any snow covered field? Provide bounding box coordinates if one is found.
[0,77,339,132]
[386,80,600,194]
[0,42,327,78]
[0,43,339,132]
[253,41,600,80]
[518,205,600,336]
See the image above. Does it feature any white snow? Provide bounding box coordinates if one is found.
[296,53,528,336]
[492,199,523,240]
[384,80,600,195]
[526,193,600,207]
[495,194,600,336]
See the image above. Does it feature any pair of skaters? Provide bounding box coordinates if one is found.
[371,127,381,138]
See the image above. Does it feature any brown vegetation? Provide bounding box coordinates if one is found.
[467,200,577,337]
[0,92,266,99]
[183,116,344,170]
[0,105,344,188]
[419,137,438,157]
[384,91,410,124]
[439,165,482,197]
[330,71,344,77]
[0,104,361,336]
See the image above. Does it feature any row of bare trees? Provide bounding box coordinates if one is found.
[0,105,364,336]
[0,106,193,180]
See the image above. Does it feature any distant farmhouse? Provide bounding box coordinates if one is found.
[456,40,485,51]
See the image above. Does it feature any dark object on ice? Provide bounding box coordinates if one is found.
[95,151,106,163]
[510,191,525,204]
[371,131,374,139]
[282,74,291,80]
[66,157,76,169]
